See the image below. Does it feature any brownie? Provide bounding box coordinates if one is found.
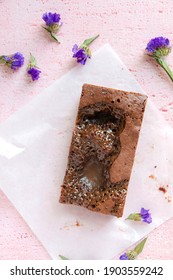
[59,84,147,217]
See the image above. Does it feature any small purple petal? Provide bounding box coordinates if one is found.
[146,36,170,53]
[27,67,41,81]
[119,253,129,260]
[144,216,152,224]
[72,44,79,53]
[11,52,24,70]
[42,12,61,26]
[140,208,152,224]
[53,13,61,23]
[3,56,11,62]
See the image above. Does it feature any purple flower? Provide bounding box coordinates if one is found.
[42,12,62,42]
[119,238,147,260]
[140,208,152,224]
[145,36,173,82]
[27,53,41,81]
[119,253,129,260]
[42,12,61,26]
[27,67,41,81]
[72,35,99,65]
[126,207,152,224]
[0,52,24,70]
[72,44,90,65]
[146,36,170,53]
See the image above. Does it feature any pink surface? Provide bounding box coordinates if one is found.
[0,0,173,259]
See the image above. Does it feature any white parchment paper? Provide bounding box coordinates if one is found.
[0,45,173,259]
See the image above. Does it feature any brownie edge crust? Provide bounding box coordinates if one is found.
[59,84,147,217]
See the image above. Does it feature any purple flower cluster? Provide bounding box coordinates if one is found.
[146,36,170,53]
[42,12,61,26]
[27,67,41,81]
[0,12,99,81]
[72,44,90,65]
[140,208,152,224]
[42,12,62,42]
[0,52,41,81]
[2,52,24,70]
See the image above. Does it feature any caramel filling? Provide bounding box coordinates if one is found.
[79,158,104,189]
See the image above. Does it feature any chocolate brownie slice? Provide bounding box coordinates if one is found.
[59,84,147,217]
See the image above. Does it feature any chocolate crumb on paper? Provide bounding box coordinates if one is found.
[158,185,172,203]
[158,186,167,193]
[60,220,83,230]
[149,174,157,180]
[148,174,172,203]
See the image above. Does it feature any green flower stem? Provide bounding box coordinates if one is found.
[156,58,173,82]
[50,32,60,43]
[42,26,60,43]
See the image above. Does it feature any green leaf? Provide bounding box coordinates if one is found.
[83,34,99,46]
[134,237,148,255]
[29,53,37,67]
[126,213,141,221]
[0,55,5,64]
[59,255,69,260]
[127,238,148,260]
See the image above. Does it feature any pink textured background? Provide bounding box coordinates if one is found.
[0,0,173,259]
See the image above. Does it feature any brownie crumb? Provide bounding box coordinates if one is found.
[159,186,167,193]
[149,174,157,180]
[75,221,80,226]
